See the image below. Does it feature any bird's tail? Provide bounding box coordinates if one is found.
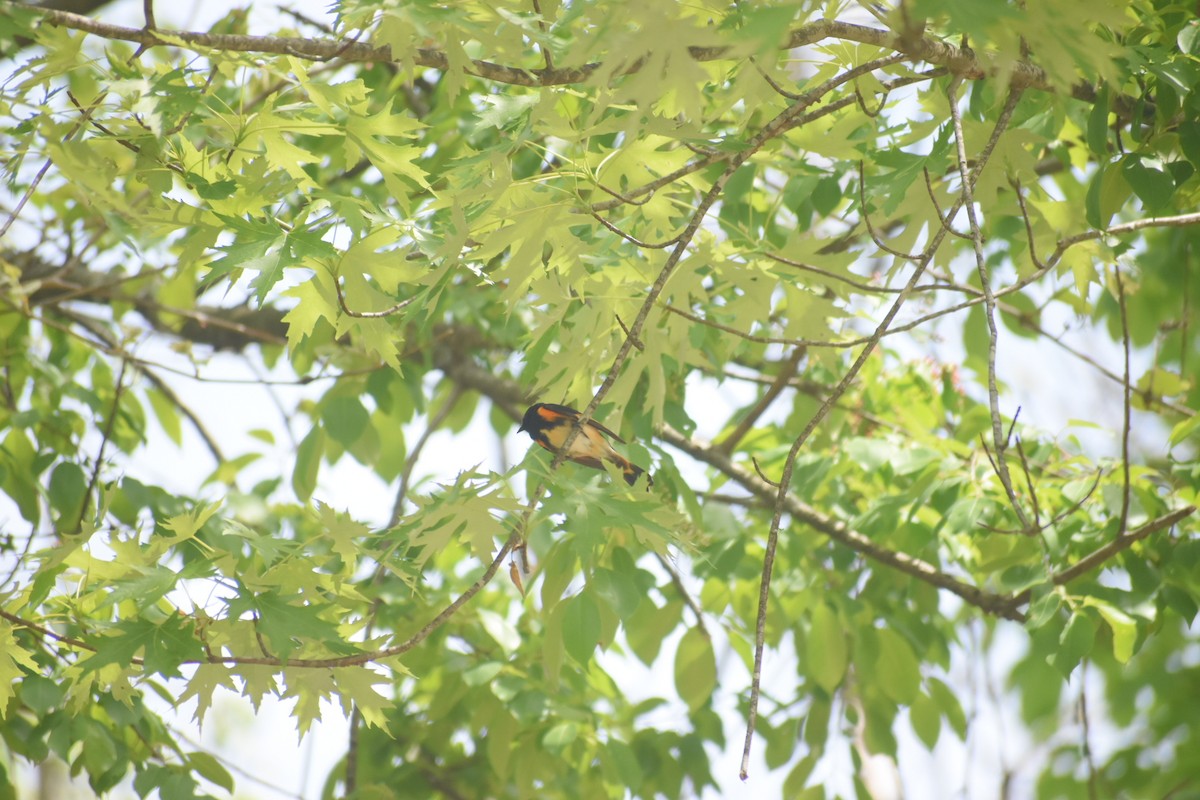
[614,456,652,488]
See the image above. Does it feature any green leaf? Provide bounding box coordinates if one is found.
[1167,414,1200,448]
[927,678,967,739]
[539,543,577,611]
[249,590,344,660]
[177,663,238,726]
[18,675,64,714]
[874,628,920,705]
[541,721,579,754]
[47,461,85,519]
[1121,155,1175,211]
[806,603,848,692]
[79,615,203,678]
[293,425,325,502]
[162,501,221,541]
[1010,655,1062,723]
[812,176,843,216]
[909,690,941,749]
[146,387,183,445]
[1085,161,1130,229]
[674,626,716,712]
[186,752,234,794]
[1161,585,1199,624]
[626,599,682,666]
[1085,598,1138,663]
[605,740,644,793]
[322,395,370,448]
[1179,121,1200,168]
[1086,85,1110,157]
[1,429,40,523]
[0,622,39,715]
[1054,611,1097,677]
[1178,20,1200,55]
[591,566,643,619]
[463,662,504,687]
[1025,590,1063,629]
[562,591,602,665]
[332,666,395,730]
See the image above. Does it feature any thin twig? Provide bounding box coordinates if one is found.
[280,7,337,35]
[0,608,101,655]
[923,166,970,240]
[77,355,131,533]
[592,181,653,207]
[740,81,1026,779]
[858,161,923,260]
[59,310,226,463]
[742,246,935,779]
[334,271,417,318]
[717,347,805,454]
[567,53,875,482]
[947,81,1030,530]
[352,385,464,790]
[753,57,803,100]
[0,526,39,594]
[654,552,709,638]
[662,304,832,347]
[614,314,644,351]
[751,456,781,487]
[1011,180,1048,270]
[591,66,941,213]
[24,7,1089,97]
[1014,437,1041,530]
[1113,263,1132,534]
[980,468,1104,537]
[166,723,306,800]
[0,97,98,239]
[390,388,464,527]
[1079,665,1100,800]
[586,208,684,249]
[531,0,554,71]
[764,250,962,295]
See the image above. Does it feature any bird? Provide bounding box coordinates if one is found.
[518,403,651,487]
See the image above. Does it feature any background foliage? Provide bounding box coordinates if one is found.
[2,0,1200,797]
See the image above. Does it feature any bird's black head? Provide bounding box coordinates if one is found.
[518,404,545,435]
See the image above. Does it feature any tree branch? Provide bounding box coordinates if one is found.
[1049,506,1194,587]
[22,4,1124,103]
[658,425,1026,621]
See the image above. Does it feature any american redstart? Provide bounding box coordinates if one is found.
[518,403,651,487]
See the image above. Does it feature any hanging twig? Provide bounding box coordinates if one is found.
[739,79,1027,779]
[947,80,1031,530]
[531,0,554,71]
[857,162,925,260]
[390,388,465,527]
[1079,664,1101,800]
[924,166,971,240]
[1113,263,1133,534]
[75,355,131,533]
[654,552,709,638]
